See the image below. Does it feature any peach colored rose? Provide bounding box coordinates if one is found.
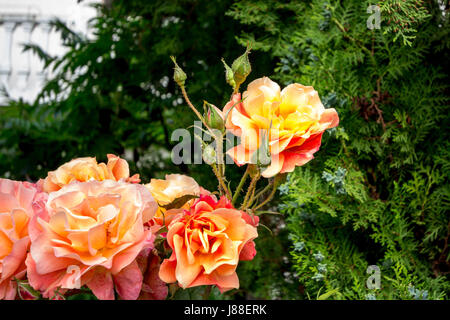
[223,92,243,135]
[224,77,339,177]
[0,179,41,300]
[26,180,157,300]
[41,154,140,192]
[159,194,258,292]
[146,174,200,206]
[146,174,200,227]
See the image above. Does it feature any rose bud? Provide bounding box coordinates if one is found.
[221,58,236,90]
[231,45,252,89]
[170,56,187,88]
[203,101,225,132]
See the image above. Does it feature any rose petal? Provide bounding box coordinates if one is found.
[113,260,143,300]
[86,267,115,300]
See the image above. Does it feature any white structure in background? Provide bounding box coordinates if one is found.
[0,0,100,105]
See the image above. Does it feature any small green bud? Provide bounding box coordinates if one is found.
[203,143,217,165]
[170,56,187,87]
[203,100,225,132]
[221,58,236,89]
[231,44,252,89]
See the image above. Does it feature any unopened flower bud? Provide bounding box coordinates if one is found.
[203,143,217,165]
[17,280,40,300]
[203,101,225,132]
[221,58,236,89]
[170,56,187,87]
[231,45,252,88]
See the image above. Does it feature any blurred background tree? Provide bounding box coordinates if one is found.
[0,0,272,189]
[0,0,448,300]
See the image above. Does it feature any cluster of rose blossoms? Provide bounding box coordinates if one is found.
[0,47,338,300]
[0,155,258,300]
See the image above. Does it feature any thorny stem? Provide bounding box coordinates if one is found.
[252,182,277,211]
[241,170,261,210]
[180,85,231,199]
[219,169,231,200]
[180,85,214,135]
[215,133,228,196]
[232,165,250,206]
[248,180,274,209]
[245,184,257,209]
[211,163,223,193]
[216,134,232,200]
[211,162,231,200]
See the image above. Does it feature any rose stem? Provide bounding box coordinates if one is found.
[252,182,277,211]
[241,171,260,210]
[232,165,250,206]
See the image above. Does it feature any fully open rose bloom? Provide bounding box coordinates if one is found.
[146,174,200,227]
[26,180,157,300]
[224,77,339,177]
[41,154,140,192]
[0,179,43,300]
[159,194,258,292]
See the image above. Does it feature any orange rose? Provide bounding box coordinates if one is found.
[0,179,42,300]
[26,180,157,300]
[41,154,140,192]
[159,194,258,292]
[146,174,200,227]
[224,77,339,177]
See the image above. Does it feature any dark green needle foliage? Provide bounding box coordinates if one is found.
[229,0,449,299]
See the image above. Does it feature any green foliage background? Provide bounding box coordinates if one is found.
[1,0,448,300]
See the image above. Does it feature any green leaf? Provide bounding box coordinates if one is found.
[160,194,198,211]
